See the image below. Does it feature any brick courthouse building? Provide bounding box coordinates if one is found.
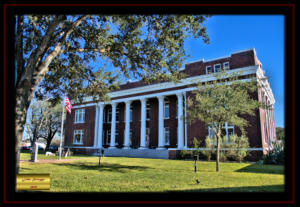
[64,48,276,160]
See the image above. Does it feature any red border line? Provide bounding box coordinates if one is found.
[291,3,295,203]
[2,3,296,7]
[3,3,7,204]
[3,3,295,204]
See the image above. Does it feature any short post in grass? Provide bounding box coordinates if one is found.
[98,149,104,166]
[194,155,199,184]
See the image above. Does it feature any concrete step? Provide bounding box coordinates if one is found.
[100,148,169,159]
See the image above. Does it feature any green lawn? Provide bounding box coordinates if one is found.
[19,153,284,192]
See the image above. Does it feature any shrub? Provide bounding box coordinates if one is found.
[202,136,216,161]
[263,141,285,165]
[225,134,250,162]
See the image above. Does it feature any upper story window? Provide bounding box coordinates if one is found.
[164,98,170,119]
[206,65,212,74]
[214,64,222,73]
[73,130,84,144]
[223,62,230,70]
[164,127,170,145]
[130,105,133,122]
[107,108,112,123]
[146,101,150,120]
[116,106,120,122]
[176,100,178,118]
[74,109,85,123]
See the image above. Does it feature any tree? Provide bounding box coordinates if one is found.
[39,102,62,151]
[276,127,285,142]
[25,100,50,162]
[15,14,210,174]
[187,70,267,172]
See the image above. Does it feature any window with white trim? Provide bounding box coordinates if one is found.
[164,127,170,145]
[164,98,170,119]
[73,130,84,144]
[146,101,150,120]
[74,109,85,123]
[115,130,119,145]
[130,105,133,122]
[146,128,150,147]
[223,62,230,70]
[129,129,133,145]
[214,64,221,73]
[206,65,212,74]
[208,122,234,143]
[105,129,111,145]
[107,108,112,123]
[116,106,120,123]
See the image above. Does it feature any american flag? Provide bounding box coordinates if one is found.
[65,96,73,114]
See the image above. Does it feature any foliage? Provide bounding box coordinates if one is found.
[276,127,285,141]
[225,134,250,162]
[263,141,285,165]
[38,102,62,150]
[186,70,268,171]
[16,15,211,105]
[201,136,215,161]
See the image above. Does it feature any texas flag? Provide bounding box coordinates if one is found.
[65,96,73,114]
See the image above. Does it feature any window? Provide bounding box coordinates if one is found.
[146,101,150,120]
[116,106,120,122]
[214,64,221,73]
[115,130,119,145]
[73,130,84,144]
[208,122,234,143]
[146,128,150,147]
[164,127,170,145]
[74,109,85,123]
[206,66,212,74]
[176,100,178,118]
[107,108,112,123]
[164,98,170,119]
[130,105,133,122]
[105,129,111,145]
[223,62,230,70]
[129,129,133,145]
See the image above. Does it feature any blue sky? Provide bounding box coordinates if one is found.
[183,15,284,127]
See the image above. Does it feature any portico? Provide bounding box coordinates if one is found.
[93,91,186,150]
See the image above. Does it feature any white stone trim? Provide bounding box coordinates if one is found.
[77,66,259,104]
[256,66,275,104]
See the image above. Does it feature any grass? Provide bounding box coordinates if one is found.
[19,153,284,192]
[20,150,90,160]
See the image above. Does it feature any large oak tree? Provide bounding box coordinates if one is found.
[15,14,210,174]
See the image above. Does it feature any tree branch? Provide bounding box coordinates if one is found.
[18,15,66,89]
[15,15,24,86]
[33,15,91,87]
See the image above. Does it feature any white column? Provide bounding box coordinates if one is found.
[177,92,184,149]
[109,102,117,148]
[97,103,104,149]
[157,95,165,149]
[93,105,99,148]
[139,98,147,149]
[123,100,132,149]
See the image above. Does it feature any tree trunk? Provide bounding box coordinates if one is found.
[46,136,52,151]
[15,83,33,175]
[216,135,220,172]
[215,126,222,172]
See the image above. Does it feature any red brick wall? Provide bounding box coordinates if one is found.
[185,87,264,149]
[65,106,96,147]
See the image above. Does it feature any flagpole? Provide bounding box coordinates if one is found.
[59,94,65,160]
